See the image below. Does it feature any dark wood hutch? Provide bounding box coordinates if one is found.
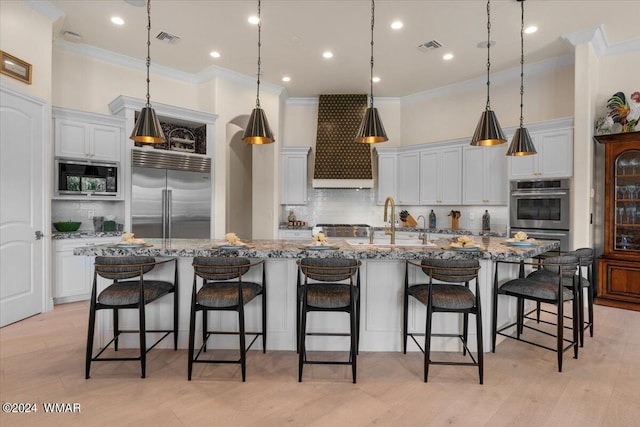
[595,132,640,311]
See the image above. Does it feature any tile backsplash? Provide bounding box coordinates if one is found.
[282,188,507,232]
[52,200,124,232]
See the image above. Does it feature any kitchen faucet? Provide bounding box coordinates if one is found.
[416,214,428,244]
[383,196,396,244]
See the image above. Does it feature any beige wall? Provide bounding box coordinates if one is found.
[0,1,52,103]
[52,49,201,114]
[596,52,640,116]
[401,64,575,146]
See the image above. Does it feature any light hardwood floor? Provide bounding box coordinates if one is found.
[1,301,639,426]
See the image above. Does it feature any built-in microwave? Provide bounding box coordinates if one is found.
[55,158,119,198]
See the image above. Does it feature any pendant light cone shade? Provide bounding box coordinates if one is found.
[507,0,536,156]
[242,107,274,145]
[244,0,274,144]
[356,0,387,144]
[507,127,536,156]
[356,107,387,143]
[471,109,506,146]
[130,107,165,143]
[130,0,165,144]
[471,0,506,147]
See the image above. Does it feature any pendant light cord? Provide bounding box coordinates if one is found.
[519,0,525,128]
[485,0,491,110]
[255,0,262,108]
[368,0,375,109]
[145,0,152,108]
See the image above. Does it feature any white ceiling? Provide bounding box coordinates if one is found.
[49,0,640,98]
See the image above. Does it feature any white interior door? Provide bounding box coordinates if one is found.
[0,85,47,327]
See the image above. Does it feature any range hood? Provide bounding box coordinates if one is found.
[313,94,374,188]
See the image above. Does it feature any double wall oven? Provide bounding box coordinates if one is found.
[510,178,571,251]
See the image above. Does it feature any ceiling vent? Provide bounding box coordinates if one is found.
[156,31,181,44]
[417,40,443,52]
[62,30,83,43]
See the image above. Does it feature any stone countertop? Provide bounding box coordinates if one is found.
[74,237,557,262]
[52,231,123,240]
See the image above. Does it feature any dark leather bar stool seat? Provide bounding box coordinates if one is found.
[85,256,178,379]
[492,255,579,372]
[403,258,483,383]
[188,256,266,382]
[297,257,361,383]
[526,248,595,346]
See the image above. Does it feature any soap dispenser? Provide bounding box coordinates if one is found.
[428,209,436,229]
[482,210,491,232]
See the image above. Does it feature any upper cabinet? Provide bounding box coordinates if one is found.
[397,151,421,205]
[463,144,508,205]
[53,107,124,162]
[281,147,311,205]
[508,122,573,180]
[376,148,397,204]
[420,146,462,205]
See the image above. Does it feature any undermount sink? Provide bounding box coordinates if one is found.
[345,239,437,247]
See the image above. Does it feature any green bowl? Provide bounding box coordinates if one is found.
[53,221,81,232]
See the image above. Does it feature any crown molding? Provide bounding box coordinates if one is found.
[109,95,218,125]
[402,54,574,105]
[562,25,640,57]
[54,40,285,96]
[285,96,400,107]
[25,0,65,22]
[54,40,199,84]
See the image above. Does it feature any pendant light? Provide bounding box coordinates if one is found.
[243,0,274,144]
[471,0,506,147]
[506,0,537,156]
[355,0,388,144]
[130,0,166,144]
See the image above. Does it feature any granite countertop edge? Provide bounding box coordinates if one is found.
[53,231,123,240]
[74,238,557,262]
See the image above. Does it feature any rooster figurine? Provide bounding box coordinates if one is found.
[607,92,639,133]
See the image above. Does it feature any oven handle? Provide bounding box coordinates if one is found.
[511,191,568,197]
[520,230,568,237]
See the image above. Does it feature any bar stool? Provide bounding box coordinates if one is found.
[297,258,361,383]
[85,256,178,379]
[526,248,595,346]
[403,258,483,383]
[492,255,579,372]
[188,257,266,381]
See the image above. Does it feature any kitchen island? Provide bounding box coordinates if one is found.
[75,237,558,353]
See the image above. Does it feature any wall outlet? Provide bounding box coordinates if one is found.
[469,212,475,220]
[87,210,95,219]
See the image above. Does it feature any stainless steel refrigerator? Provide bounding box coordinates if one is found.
[132,150,211,242]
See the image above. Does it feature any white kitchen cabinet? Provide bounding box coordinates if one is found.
[281,147,310,205]
[397,151,420,205]
[278,229,312,240]
[463,144,508,205]
[375,148,397,204]
[508,127,573,179]
[53,107,124,162]
[420,146,462,205]
[53,237,116,304]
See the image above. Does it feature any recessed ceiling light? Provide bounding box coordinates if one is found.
[372,76,381,83]
[391,21,403,30]
[323,51,333,59]
[248,15,260,25]
[282,76,291,82]
[111,16,125,26]
[524,25,538,34]
[210,51,221,58]
[443,53,454,60]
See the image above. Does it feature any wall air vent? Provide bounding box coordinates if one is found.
[417,40,443,52]
[156,31,181,44]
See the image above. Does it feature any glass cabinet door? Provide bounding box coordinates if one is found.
[614,149,640,251]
